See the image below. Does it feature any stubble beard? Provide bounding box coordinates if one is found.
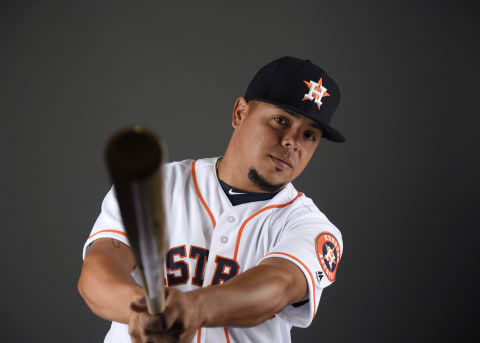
[248,168,285,193]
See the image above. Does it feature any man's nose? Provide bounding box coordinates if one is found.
[282,130,301,151]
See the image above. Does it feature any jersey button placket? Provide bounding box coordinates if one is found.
[212,214,237,250]
[203,213,238,287]
[220,216,237,244]
[221,216,236,244]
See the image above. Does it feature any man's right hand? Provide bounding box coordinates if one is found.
[128,288,202,343]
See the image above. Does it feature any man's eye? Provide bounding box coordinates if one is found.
[305,132,316,141]
[274,117,287,125]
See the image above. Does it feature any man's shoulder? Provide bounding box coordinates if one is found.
[164,158,193,169]
[165,157,218,169]
[279,185,342,237]
[281,184,320,214]
[163,157,218,182]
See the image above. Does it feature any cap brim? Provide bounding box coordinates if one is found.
[316,123,346,143]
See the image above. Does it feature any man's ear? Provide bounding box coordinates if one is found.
[232,97,250,129]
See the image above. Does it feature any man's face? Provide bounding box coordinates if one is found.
[231,99,322,192]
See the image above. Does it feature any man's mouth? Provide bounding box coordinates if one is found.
[269,155,293,170]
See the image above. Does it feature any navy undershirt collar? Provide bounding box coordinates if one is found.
[218,179,279,206]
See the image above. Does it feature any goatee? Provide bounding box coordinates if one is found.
[248,169,285,193]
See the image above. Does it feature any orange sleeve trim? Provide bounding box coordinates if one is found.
[87,229,127,240]
[192,160,216,229]
[196,328,201,343]
[224,327,231,343]
[263,251,316,321]
[233,192,302,260]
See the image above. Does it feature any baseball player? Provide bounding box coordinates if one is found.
[78,56,345,343]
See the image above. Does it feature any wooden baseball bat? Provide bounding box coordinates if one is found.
[105,126,166,314]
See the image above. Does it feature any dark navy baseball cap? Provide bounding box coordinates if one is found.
[245,56,345,143]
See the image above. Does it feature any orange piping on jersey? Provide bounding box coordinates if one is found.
[263,251,316,321]
[192,160,216,229]
[224,327,231,343]
[233,192,302,260]
[88,229,127,239]
[196,328,201,343]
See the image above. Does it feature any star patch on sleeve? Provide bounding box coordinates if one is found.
[315,232,341,282]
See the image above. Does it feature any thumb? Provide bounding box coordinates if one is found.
[130,297,148,313]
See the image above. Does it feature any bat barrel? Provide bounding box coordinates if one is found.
[105,126,163,182]
[105,126,166,314]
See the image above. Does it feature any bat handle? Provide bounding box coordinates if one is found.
[137,266,166,315]
[147,295,165,315]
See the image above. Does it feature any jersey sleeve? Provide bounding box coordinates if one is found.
[82,187,130,260]
[259,201,344,328]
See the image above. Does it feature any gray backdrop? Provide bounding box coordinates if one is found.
[1,0,479,342]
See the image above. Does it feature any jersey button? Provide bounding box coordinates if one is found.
[221,236,228,243]
[227,216,236,223]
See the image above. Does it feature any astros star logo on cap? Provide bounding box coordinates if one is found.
[302,78,330,109]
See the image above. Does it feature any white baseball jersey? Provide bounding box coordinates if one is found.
[83,157,343,343]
